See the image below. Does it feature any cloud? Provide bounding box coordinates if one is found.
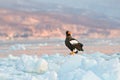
[0,8,120,39]
[108,29,120,38]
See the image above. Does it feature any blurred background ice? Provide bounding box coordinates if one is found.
[0,38,120,57]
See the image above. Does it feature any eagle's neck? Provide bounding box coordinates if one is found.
[66,35,72,38]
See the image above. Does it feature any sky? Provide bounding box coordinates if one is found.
[0,0,120,18]
[46,0,119,19]
[0,0,120,39]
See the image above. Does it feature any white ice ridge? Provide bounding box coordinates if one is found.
[0,53,120,80]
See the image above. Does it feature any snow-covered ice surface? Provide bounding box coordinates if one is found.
[0,38,120,80]
[0,53,120,80]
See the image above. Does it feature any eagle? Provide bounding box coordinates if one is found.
[65,31,84,55]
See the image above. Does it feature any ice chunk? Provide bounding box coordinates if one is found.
[8,54,19,60]
[48,71,58,80]
[9,44,26,50]
[59,68,86,80]
[37,59,48,73]
[59,55,82,74]
[0,53,120,80]
[0,73,10,80]
[81,56,97,70]
[32,76,44,80]
[82,71,102,80]
[19,55,48,74]
[32,77,38,80]
[48,62,60,72]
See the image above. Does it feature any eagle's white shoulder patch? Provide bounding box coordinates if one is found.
[70,40,79,44]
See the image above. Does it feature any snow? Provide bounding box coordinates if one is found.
[0,53,120,80]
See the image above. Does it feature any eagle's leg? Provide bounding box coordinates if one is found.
[70,51,75,55]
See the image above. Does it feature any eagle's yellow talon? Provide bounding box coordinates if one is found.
[70,52,75,55]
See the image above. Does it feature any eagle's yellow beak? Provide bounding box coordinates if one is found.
[68,31,71,35]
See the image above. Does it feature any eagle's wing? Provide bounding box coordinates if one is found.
[69,39,79,45]
[70,39,83,51]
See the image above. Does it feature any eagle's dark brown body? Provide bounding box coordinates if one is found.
[65,31,83,54]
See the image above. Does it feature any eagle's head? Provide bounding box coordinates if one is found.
[66,31,71,37]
